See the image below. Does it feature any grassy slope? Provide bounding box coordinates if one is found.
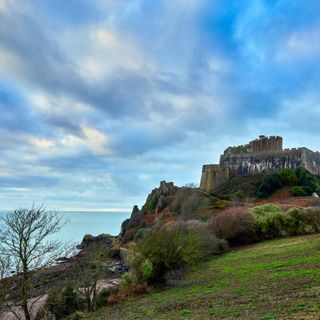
[88,234,320,320]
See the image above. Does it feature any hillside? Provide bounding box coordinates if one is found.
[86,234,320,320]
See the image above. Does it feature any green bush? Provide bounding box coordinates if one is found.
[295,167,317,190]
[130,223,225,284]
[120,271,138,289]
[306,207,320,232]
[250,204,284,217]
[46,286,84,320]
[277,168,298,186]
[257,174,282,198]
[286,207,313,235]
[292,186,307,197]
[96,288,116,308]
[250,205,288,239]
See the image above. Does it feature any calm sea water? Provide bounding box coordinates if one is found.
[0,211,130,244]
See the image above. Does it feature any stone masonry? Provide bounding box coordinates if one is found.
[200,135,320,193]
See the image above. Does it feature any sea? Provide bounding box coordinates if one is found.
[0,211,131,244]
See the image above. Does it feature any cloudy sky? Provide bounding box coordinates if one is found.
[0,0,320,211]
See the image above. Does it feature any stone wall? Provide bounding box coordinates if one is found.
[200,165,228,193]
[223,135,283,155]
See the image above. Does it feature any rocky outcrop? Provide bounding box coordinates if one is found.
[120,181,179,243]
[119,181,229,244]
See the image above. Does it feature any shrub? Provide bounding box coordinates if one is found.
[292,186,307,197]
[96,288,117,308]
[295,167,317,190]
[306,207,320,232]
[120,271,138,290]
[46,286,84,320]
[208,207,256,245]
[257,174,282,198]
[286,207,313,235]
[250,204,284,217]
[130,223,225,284]
[233,190,245,201]
[133,228,151,242]
[303,185,314,196]
[277,168,298,186]
[174,220,228,255]
[250,205,287,239]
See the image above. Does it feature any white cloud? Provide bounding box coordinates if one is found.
[57,26,147,82]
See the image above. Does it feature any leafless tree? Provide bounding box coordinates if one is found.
[0,205,72,320]
[74,245,107,313]
[0,251,12,280]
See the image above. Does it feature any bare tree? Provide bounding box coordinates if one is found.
[0,251,12,280]
[74,245,107,313]
[0,205,72,320]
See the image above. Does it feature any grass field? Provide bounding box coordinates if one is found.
[88,234,320,320]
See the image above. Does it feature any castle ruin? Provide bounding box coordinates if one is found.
[200,135,320,193]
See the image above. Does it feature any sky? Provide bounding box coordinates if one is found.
[0,0,320,211]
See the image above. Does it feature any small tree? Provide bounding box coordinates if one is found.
[74,245,107,312]
[0,205,72,320]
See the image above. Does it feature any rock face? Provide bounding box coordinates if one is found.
[200,135,320,193]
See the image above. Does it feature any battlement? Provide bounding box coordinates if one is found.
[224,135,283,155]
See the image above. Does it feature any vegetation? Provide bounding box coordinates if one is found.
[46,286,85,320]
[208,207,256,244]
[127,222,227,284]
[2,176,320,319]
[84,234,320,319]
[292,186,307,197]
[256,168,320,198]
[73,245,108,313]
[0,205,72,320]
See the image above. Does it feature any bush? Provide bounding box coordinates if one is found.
[257,174,283,198]
[208,207,256,245]
[292,186,307,197]
[250,204,284,217]
[174,220,228,255]
[120,271,138,289]
[96,288,117,309]
[277,168,298,186]
[306,207,320,232]
[295,167,317,190]
[286,207,313,235]
[133,228,151,242]
[250,205,287,239]
[46,286,84,320]
[130,223,225,284]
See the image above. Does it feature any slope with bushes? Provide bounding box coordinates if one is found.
[86,234,320,320]
[120,181,230,245]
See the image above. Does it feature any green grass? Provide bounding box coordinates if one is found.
[86,234,320,319]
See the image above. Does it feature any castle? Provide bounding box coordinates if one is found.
[200,135,320,193]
